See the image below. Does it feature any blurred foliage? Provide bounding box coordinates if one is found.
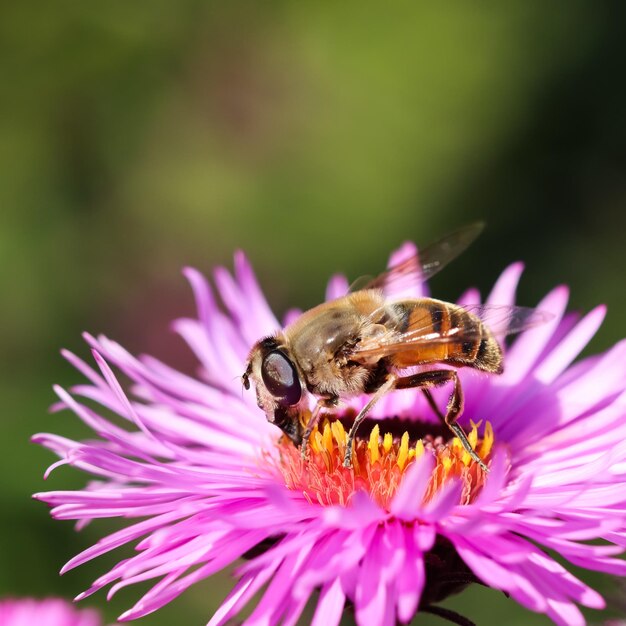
[1,1,625,624]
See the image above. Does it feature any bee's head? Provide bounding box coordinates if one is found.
[243,336,304,445]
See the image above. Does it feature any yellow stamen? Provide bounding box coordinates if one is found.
[309,425,320,454]
[459,421,480,466]
[397,431,409,470]
[369,424,380,464]
[351,439,360,474]
[383,432,393,453]
[322,422,333,454]
[299,409,312,430]
[479,421,494,458]
[468,423,478,450]
[313,428,324,455]
[414,439,425,458]
[331,420,346,448]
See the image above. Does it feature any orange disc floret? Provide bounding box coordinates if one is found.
[277,419,493,510]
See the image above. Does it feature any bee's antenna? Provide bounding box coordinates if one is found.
[237,367,252,399]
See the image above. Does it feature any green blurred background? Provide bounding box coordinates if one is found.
[2,2,625,624]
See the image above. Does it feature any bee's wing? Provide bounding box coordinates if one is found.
[352,304,552,361]
[467,304,554,337]
[353,222,485,294]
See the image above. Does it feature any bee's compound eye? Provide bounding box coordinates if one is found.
[261,350,302,405]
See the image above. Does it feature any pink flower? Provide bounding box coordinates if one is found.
[34,246,626,626]
[0,597,102,626]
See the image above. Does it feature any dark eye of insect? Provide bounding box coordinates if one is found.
[261,350,302,405]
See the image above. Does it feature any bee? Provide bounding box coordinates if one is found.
[242,223,547,471]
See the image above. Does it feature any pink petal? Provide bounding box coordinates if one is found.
[312,579,345,626]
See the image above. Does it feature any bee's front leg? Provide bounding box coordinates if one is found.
[300,395,339,461]
[343,375,397,467]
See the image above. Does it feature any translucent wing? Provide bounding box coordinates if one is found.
[353,304,553,361]
[467,304,553,337]
[355,222,485,294]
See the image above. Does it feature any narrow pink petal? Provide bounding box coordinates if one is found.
[567,554,626,576]
[421,479,462,521]
[526,551,605,609]
[457,287,481,306]
[390,454,435,520]
[508,339,626,446]
[534,305,606,384]
[413,523,436,552]
[485,261,524,307]
[60,506,207,573]
[325,274,350,301]
[214,264,277,346]
[233,250,281,335]
[91,350,169,446]
[395,527,425,622]
[355,527,393,626]
[246,548,312,626]
[461,263,526,412]
[282,308,302,326]
[61,349,107,389]
[498,285,569,384]
[472,448,509,507]
[118,561,223,620]
[182,267,216,331]
[453,539,548,612]
[312,578,345,626]
[206,573,258,626]
[545,599,585,626]
[386,241,428,298]
[518,391,626,465]
[295,526,377,595]
[281,596,309,626]
[324,490,384,529]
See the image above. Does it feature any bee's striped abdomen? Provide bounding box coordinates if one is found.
[388,299,503,374]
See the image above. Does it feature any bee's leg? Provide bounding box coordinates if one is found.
[421,388,445,421]
[343,375,396,468]
[300,396,339,460]
[396,370,489,473]
[299,402,323,460]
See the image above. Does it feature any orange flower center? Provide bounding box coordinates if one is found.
[277,418,494,510]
